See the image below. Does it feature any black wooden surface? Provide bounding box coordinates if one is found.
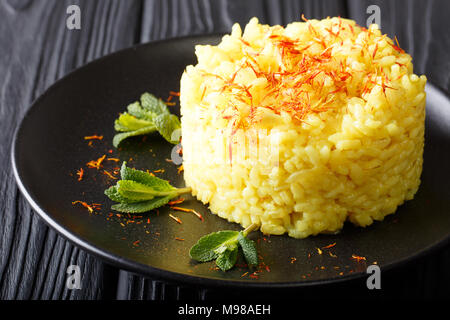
[1,0,449,300]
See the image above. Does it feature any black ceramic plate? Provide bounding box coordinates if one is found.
[12,35,450,288]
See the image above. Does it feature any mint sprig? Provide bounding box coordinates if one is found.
[104,162,191,213]
[189,224,259,271]
[113,93,181,147]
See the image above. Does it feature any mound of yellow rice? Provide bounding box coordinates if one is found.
[180,17,426,238]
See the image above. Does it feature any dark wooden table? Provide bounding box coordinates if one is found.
[1,0,449,300]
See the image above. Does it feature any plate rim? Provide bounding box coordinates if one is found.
[10,34,450,289]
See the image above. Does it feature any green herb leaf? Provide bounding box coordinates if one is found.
[112,126,156,148]
[111,195,174,213]
[126,102,154,121]
[153,112,181,144]
[112,92,181,147]
[116,180,181,200]
[189,231,239,262]
[216,247,239,271]
[120,162,174,192]
[116,180,159,201]
[189,224,259,271]
[104,185,142,204]
[140,93,169,115]
[104,162,191,214]
[114,113,154,132]
[237,232,258,267]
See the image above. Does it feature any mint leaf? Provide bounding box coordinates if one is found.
[112,126,156,147]
[111,195,173,213]
[189,224,259,271]
[140,93,169,115]
[116,180,159,201]
[127,102,154,121]
[104,162,191,213]
[120,162,174,192]
[216,247,239,271]
[104,185,142,204]
[117,180,181,200]
[189,231,239,262]
[112,92,181,147]
[153,112,181,144]
[114,113,154,132]
[238,232,258,267]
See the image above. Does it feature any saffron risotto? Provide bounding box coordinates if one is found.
[180,17,426,238]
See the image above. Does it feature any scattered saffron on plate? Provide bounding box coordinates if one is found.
[351,254,366,262]
[71,200,98,213]
[329,252,338,258]
[249,272,259,279]
[322,242,336,249]
[103,170,118,179]
[169,214,182,224]
[168,198,185,206]
[76,168,84,181]
[84,135,103,140]
[170,206,203,221]
[86,154,106,170]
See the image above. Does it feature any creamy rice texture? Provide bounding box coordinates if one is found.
[180,17,426,238]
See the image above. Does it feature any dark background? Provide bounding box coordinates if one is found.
[0,0,449,300]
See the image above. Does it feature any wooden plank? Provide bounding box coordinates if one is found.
[140,0,348,43]
[0,0,142,299]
